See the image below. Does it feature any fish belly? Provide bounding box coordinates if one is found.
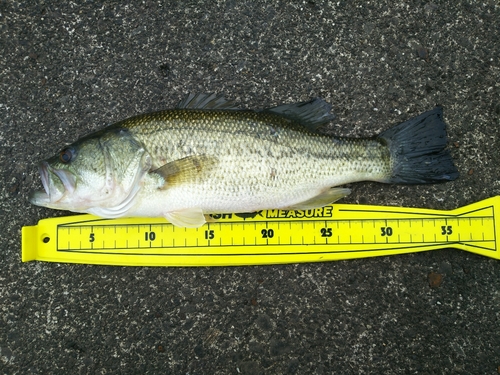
[128,143,390,216]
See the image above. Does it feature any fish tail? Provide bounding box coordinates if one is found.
[378,107,459,184]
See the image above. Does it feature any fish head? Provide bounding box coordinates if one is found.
[30,127,151,216]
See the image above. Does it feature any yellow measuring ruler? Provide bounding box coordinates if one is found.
[22,196,500,266]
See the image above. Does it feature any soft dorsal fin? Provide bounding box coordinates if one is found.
[151,155,218,188]
[262,97,335,132]
[176,94,335,131]
[176,93,240,110]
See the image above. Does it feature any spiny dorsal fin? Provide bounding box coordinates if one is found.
[262,98,335,132]
[152,155,218,188]
[176,93,240,110]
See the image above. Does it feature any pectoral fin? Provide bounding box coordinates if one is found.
[164,207,207,228]
[152,155,218,188]
[285,188,351,210]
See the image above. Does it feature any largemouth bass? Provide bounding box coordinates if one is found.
[29,93,458,227]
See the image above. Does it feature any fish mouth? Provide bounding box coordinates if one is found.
[39,161,50,196]
[29,162,76,207]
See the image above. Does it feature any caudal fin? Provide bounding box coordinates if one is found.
[379,107,459,184]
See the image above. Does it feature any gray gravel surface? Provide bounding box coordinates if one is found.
[1,1,499,374]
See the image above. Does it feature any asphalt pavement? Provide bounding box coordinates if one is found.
[1,1,499,374]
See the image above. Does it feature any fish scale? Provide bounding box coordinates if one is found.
[122,109,391,186]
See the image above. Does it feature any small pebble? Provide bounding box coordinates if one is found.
[428,272,443,288]
[417,46,429,61]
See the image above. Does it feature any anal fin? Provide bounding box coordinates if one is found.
[285,188,351,210]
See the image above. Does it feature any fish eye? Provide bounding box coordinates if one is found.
[59,147,75,163]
